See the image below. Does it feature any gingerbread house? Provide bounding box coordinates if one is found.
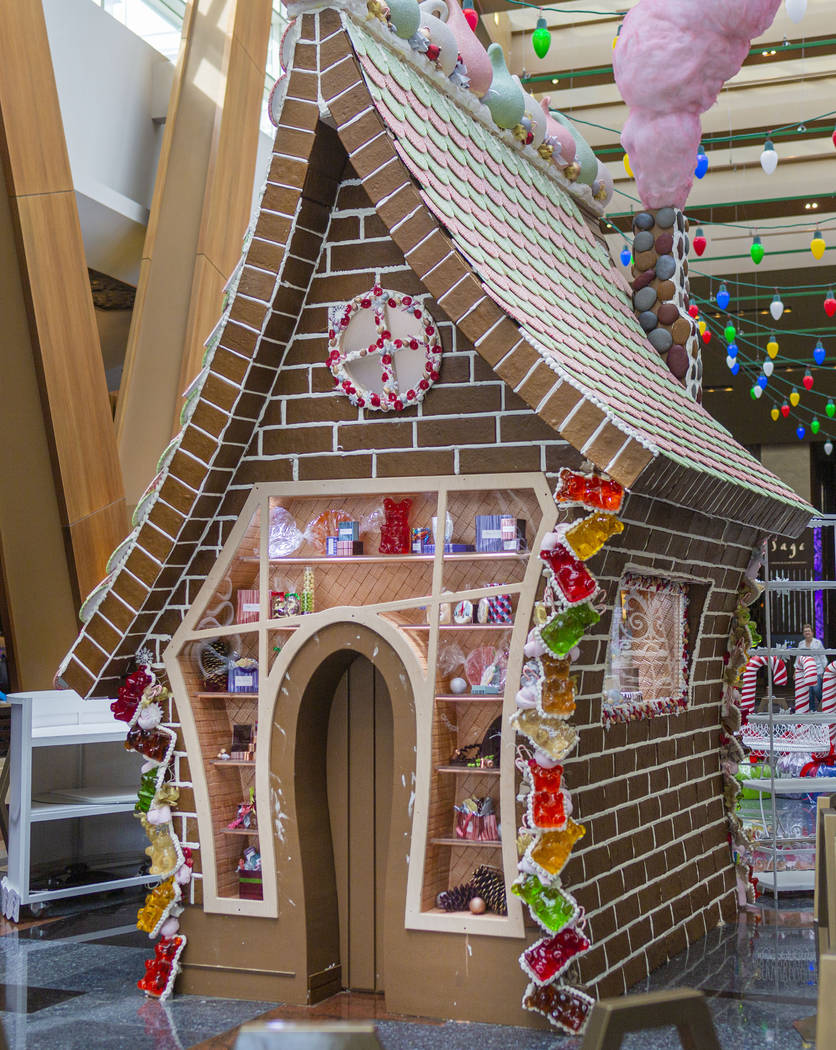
[56,1,812,1031]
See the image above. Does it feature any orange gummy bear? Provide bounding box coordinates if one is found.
[539,654,576,718]
[137,877,176,933]
[511,708,578,760]
[564,512,624,561]
[528,819,586,876]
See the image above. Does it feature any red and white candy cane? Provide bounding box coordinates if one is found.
[794,654,818,714]
[740,655,787,716]
[822,661,836,741]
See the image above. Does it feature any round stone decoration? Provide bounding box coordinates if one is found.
[655,207,676,229]
[638,310,658,332]
[657,303,679,326]
[631,270,656,291]
[654,233,673,254]
[327,287,442,411]
[633,231,654,253]
[634,286,657,312]
[656,255,676,281]
[657,280,676,302]
[634,212,655,230]
[667,343,689,379]
[649,327,673,352]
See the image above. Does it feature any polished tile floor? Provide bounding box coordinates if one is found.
[0,890,820,1049]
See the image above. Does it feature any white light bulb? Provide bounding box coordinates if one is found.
[785,0,807,22]
[753,386,763,399]
[826,440,834,456]
[770,296,784,321]
[760,139,778,175]
[763,360,774,377]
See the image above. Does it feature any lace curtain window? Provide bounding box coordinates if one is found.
[603,574,689,722]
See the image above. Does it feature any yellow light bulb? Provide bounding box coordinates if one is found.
[811,235,826,260]
[698,320,707,335]
[767,338,779,359]
[771,408,780,421]
[790,390,801,407]
[623,153,633,177]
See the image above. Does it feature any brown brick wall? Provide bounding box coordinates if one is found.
[137,161,752,995]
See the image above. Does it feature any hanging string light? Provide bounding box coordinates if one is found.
[531,16,551,58]
[750,235,765,265]
[716,283,730,310]
[781,403,791,418]
[751,385,763,399]
[811,418,821,435]
[760,137,778,174]
[770,292,784,320]
[825,290,836,317]
[803,369,814,390]
[724,323,736,342]
[827,400,836,419]
[694,144,709,179]
[785,0,807,23]
[766,334,779,358]
[811,229,827,260]
[620,246,631,266]
[790,389,801,407]
[693,228,707,256]
[623,154,633,177]
[763,359,774,377]
[826,440,834,456]
[814,340,826,365]
[797,424,807,439]
[771,407,780,421]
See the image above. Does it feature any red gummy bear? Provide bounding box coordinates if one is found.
[522,925,591,984]
[137,935,184,998]
[528,760,567,829]
[378,497,412,555]
[554,468,623,512]
[523,983,594,1034]
[540,542,597,604]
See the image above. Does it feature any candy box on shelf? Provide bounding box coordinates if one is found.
[337,521,359,541]
[411,527,431,553]
[423,544,476,554]
[236,589,259,624]
[335,539,363,557]
[228,659,258,693]
[326,536,338,556]
[476,515,527,553]
[238,867,263,900]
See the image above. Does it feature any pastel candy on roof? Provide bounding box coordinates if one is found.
[613,0,782,207]
[418,0,459,76]
[552,111,597,185]
[388,0,421,37]
[539,97,576,168]
[482,43,525,129]
[441,0,493,96]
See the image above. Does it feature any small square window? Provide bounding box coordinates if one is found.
[603,574,690,723]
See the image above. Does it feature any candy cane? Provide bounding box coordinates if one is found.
[794,654,817,714]
[822,661,836,742]
[740,655,787,716]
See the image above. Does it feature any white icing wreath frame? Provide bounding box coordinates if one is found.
[326,286,442,411]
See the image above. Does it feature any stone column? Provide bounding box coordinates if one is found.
[630,207,701,402]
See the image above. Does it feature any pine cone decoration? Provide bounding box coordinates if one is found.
[471,865,507,915]
[436,881,476,912]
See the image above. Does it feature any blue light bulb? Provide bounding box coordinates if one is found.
[727,342,738,358]
[716,283,730,310]
[757,375,768,389]
[620,246,631,266]
[730,360,740,376]
[694,145,709,179]
[814,340,826,366]
[797,424,806,440]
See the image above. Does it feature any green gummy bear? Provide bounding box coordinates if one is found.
[135,769,157,813]
[512,875,578,932]
[539,602,600,656]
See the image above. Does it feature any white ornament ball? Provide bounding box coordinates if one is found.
[469,896,487,915]
[450,677,467,694]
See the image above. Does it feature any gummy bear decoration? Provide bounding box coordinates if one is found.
[540,541,597,604]
[511,875,579,932]
[126,724,172,763]
[528,819,586,876]
[378,497,412,554]
[112,685,140,722]
[137,935,186,1000]
[522,982,595,1034]
[136,877,176,934]
[565,511,625,561]
[554,467,624,512]
[511,708,578,761]
[527,760,568,829]
[136,768,158,813]
[521,923,591,984]
[539,602,600,657]
[539,654,576,717]
[142,818,180,876]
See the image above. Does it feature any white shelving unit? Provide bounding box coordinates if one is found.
[741,516,836,895]
[1,689,153,922]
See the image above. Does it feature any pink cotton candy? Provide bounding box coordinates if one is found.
[613,0,781,208]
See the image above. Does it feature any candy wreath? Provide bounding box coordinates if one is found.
[511,467,625,1034]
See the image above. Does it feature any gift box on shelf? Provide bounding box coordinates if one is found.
[271,591,301,617]
[423,543,476,554]
[501,516,527,551]
[227,660,258,693]
[335,539,364,557]
[236,589,260,624]
[411,526,431,553]
[476,515,527,552]
[337,521,360,541]
[487,594,514,624]
[326,536,338,556]
[238,868,263,900]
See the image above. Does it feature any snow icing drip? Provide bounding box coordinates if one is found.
[613,0,781,208]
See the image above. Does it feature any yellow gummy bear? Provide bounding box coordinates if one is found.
[529,819,586,876]
[565,512,624,561]
[137,877,176,933]
[141,818,179,876]
[510,708,578,761]
[539,654,576,718]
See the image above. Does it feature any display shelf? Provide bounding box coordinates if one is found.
[435,765,501,776]
[29,800,137,822]
[31,724,129,747]
[195,692,258,701]
[754,869,815,892]
[739,777,836,793]
[403,625,513,632]
[222,827,259,836]
[435,695,504,703]
[430,838,502,847]
[259,552,528,565]
[210,760,256,768]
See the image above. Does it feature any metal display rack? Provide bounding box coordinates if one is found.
[742,516,836,895]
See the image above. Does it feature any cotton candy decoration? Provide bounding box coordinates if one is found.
[138,702,163,730]
[159,917,180,939]
[175,864,192,886]
[613,0,783,208]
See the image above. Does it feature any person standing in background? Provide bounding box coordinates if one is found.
[797,622,826,710]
